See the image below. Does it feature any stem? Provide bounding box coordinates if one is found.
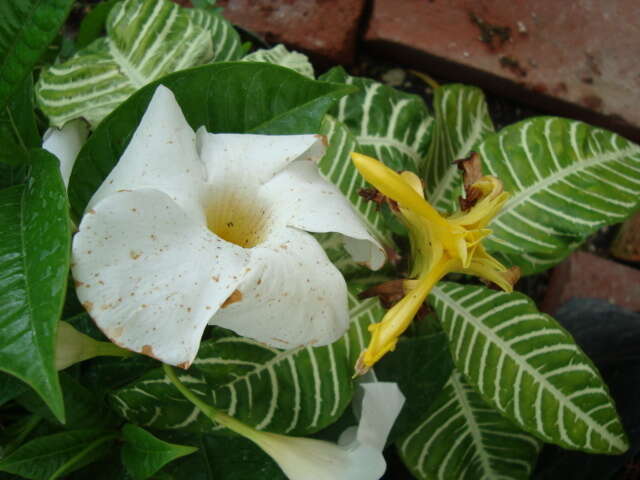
[94,341,135,359]
[163,364,258,440]
[409,70,441,90]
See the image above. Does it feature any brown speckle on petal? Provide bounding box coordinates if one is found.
[130,250,142,260]
[221,289,243,308]
[314,134,328,147]
[141,345,154,357]
[177,361,190,370]
[111,326,124,338]
[82,301,93,312]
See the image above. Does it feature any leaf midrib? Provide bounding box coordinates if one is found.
[450,372,494,478]
[432,284,625,451]
[488,139,640,224]
[429,99,491,207]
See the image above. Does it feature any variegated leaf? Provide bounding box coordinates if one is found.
[430,282,628,454]
[313,232,367,278]
[423,84,494,213]
[189,8,243,62]
[111,290,384,435]
[317,115,390,259]
[320,67,433,172]
[399,369,541,480]
[36,0,241,127]
[242,44,314,78]
[479,117,640,275]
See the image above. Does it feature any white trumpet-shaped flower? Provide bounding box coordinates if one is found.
[247,382,405,480]
[72,85,384,367]
[42,119,89,187]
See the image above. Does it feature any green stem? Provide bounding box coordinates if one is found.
[162,364,258,440]
[94,340,134,359]
[409,70,441,90]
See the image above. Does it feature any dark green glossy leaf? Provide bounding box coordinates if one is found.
[75,0,120,49]
[0,75,40,168]
[376,333,454,442]
[159,431,286,480]
[0,429,117,480]
[16,373,116,430]
[0,372,28,407]
[121,424,197,480]
[0,0,74,109]
[69,62,355,217]
[0,149,70,422]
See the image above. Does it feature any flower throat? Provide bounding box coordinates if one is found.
[206,194,271,248]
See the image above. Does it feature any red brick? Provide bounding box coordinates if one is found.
[541,251,640,314]
[364,0,640,142]
[612,211,640,262]
[217,0,366,65]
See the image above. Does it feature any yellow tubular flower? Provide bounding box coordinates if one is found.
[351,153,516,375]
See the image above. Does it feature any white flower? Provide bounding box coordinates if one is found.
[55,321,131,370]
[42,119,89,187]
[72,85,385,367]
[242,382,405,480]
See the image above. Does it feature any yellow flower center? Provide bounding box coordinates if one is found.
[206,193,271,248]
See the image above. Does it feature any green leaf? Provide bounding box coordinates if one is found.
[111,290,384,435]
[317,115,389,246]
[16,373,116,430]
[375,333,454,441]
[479,117,640,275]
[121,424,197,480]
[0,74,40,167]
[0,0,74,110]
[430,281,628,454]
[75,0,121,49]
[399,369,541,480]
[242,44,314,78]
[159,431,286,480]
[189,9,244,62]
[0,373,28,407]
[36,0,241,127]
[320,66,434,172]
[0,430,117,480]
[423,84,494,213]
[0,149,70,423]
[68,62,354,217]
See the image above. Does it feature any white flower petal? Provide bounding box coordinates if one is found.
[72,188,250,367]
[256,434,385,480]
[249,381,404,480]
[196,130,325,187]
[88,85,206,220]
[42,119,89,187]
[210,227,348,348]
[261,159,386,270]
[353,382,405,452]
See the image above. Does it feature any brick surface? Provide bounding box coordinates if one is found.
[217,0,366,65]
[612,211,640,262]
[541,251,640,314]
[364,0,640,141]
